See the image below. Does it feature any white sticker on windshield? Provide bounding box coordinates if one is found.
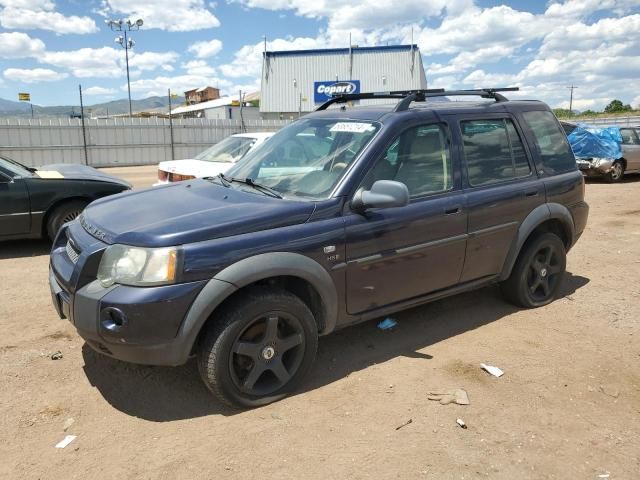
[330,122,374,134]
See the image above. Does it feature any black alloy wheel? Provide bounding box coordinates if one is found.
[525,243,563,303]
[229,313,305,396]
[197,289,318,408]
[501,232,566,308]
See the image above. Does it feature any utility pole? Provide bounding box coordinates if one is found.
[168,88,175,160]
[567,85,578,115]
[79,85,89,166]
[106,18,144,117]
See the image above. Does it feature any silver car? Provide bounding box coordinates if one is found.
[574,126,640,182]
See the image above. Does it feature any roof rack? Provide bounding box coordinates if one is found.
[315,87,519,112]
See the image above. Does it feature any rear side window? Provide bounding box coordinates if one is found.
[461,119,531,186]
[620,128,639,145]
[522,110,575,174]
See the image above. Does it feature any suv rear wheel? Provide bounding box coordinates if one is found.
[501,232,566,308]
[197,289,318,408]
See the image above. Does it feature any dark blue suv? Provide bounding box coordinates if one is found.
[49,88,589,408]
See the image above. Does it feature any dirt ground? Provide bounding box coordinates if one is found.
[1,166,638,479]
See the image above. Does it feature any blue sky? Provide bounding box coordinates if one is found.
[0,0,638,110]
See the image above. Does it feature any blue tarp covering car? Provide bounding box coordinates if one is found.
[566,123,622,159]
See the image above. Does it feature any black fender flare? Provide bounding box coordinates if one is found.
[175,252,338,361]
[499,203,575,281]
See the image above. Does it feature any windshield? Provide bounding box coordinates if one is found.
[225,118,380,199]
[194,136,257,163]
[0,156,34,177]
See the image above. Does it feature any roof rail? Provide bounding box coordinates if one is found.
[315,87,519,112]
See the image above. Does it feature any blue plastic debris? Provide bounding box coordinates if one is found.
[567,124,622,159]
[377,318,397,330]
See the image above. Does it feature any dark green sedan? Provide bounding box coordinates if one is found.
[0,156,131,241]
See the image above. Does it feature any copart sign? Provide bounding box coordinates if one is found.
[314,80,361,103]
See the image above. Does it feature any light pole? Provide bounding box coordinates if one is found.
[106,18,143,117]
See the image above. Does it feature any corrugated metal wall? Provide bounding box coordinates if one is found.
[0,117,289,168]
[261,47,427,113]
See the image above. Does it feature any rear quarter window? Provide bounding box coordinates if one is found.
[522,110,576,175]
[461,119,531,187]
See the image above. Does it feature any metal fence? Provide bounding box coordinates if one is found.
[0,117,290,168]
[569,115,640,127]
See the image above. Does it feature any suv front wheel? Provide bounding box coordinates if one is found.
[197,288,318,408]
[501,232,566,308]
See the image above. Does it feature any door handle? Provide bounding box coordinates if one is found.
[445,206,461,215]
[525,189,539,197]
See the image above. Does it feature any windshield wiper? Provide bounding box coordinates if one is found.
[4,156,37,173]
[218,173,283,199]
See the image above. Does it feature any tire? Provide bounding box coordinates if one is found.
[500,232,566,308]
[603,161,624,183]
[46,199,88,241]
[197,288,318,408]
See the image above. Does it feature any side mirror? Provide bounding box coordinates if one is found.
[0,173,11,183]
[351,180,409,212]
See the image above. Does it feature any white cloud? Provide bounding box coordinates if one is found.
[0,31,45,58]
[83,86,117,96]
[129,51,179,72]
[41,47,122,78]
[188,39,223,58]
[232,0,472,29]
[100,0,220,31]
[219,36,325,79]
[182,60,216,76]
[39,47,179,78]
[0,0,98,34]
[127,74,232,97]
[4,67,68,83]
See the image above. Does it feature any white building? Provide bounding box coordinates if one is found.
[260,44,428,119]
[170,94,261,121]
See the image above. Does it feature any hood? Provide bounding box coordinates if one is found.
[81,179,316,247]
[158,159,233,178]
[39,163,131,188]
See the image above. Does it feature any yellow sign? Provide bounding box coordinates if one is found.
[18,93,30,101]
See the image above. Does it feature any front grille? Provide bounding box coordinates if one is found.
[65,240,80,264]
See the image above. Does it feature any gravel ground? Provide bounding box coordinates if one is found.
[0,166,638,479]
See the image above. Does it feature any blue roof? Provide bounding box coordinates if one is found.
[264,44,420,58]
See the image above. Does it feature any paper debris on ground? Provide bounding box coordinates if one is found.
[456,418,467,429]
[63,417,75,432]
[55,435,77,449]
[377,318,397,330]
[428,388,470,405]
[480,363,504,377]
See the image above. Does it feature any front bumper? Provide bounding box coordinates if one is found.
[50,268,207,365]
[576,158,613,177]
[49,222,207,366]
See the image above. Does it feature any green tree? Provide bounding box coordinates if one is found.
[552,108,573,118]
[604,99,632,113]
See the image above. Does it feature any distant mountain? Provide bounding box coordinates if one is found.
[0,95,186,118]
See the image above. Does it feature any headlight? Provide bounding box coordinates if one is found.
[97,244,179,287]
